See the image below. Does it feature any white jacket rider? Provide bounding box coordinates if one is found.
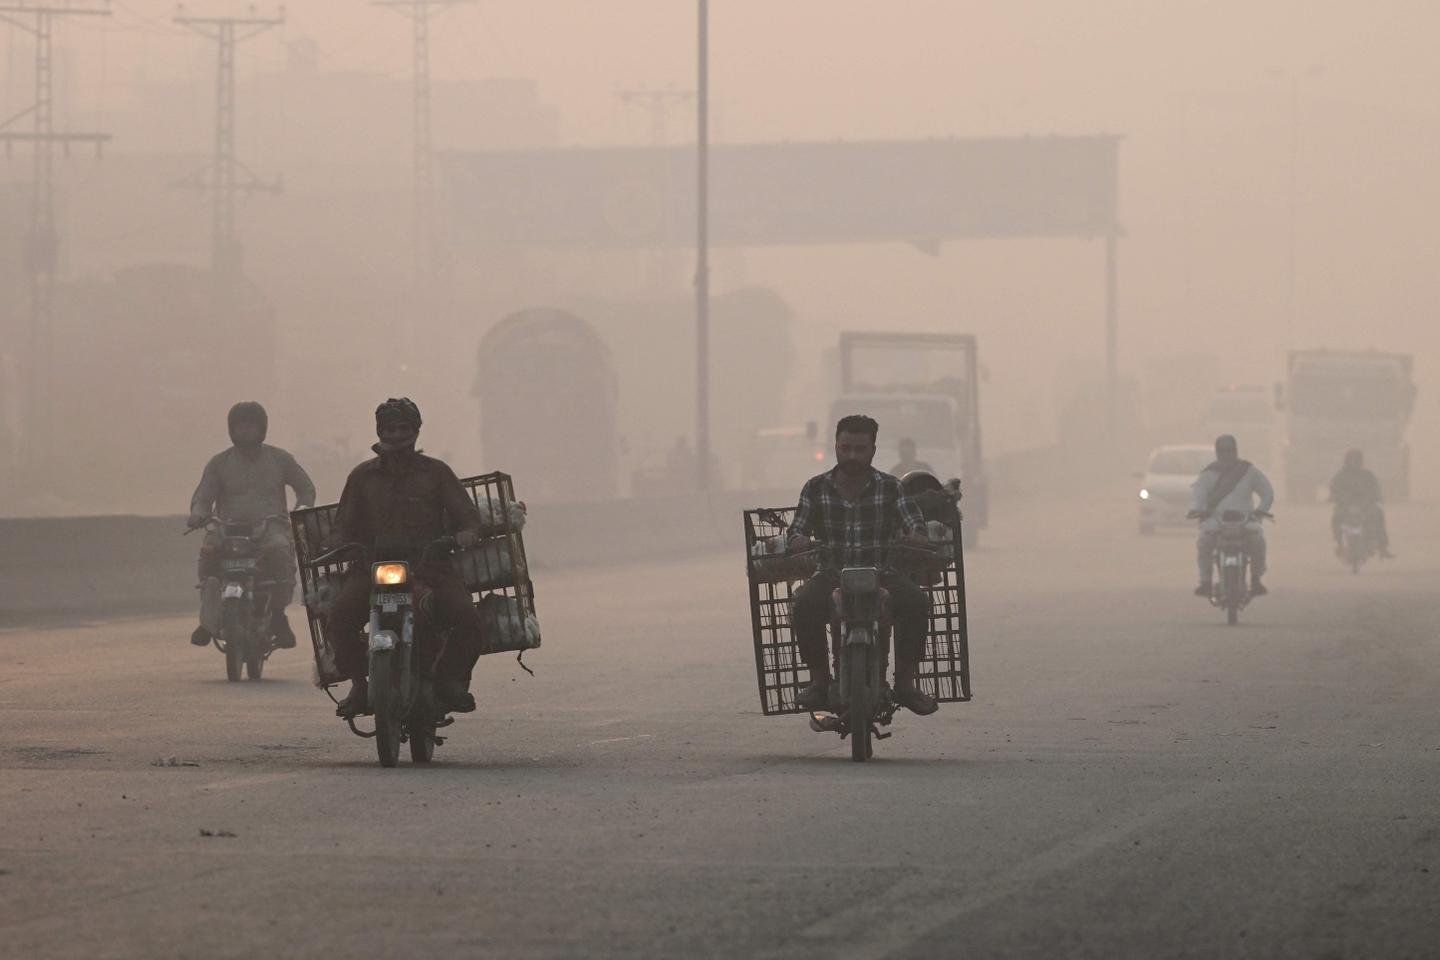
[1190,434,1274,596]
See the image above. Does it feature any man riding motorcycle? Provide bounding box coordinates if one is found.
[188,401,316,649]
[890,437,933,477]
[787,414,938,716]
[1329,449,1393,559]
[325,398,485,719]
[1189,434,1274,598]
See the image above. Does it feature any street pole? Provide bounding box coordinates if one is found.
[695,0,711,490]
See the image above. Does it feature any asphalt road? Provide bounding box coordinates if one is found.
[2,490,1437,959]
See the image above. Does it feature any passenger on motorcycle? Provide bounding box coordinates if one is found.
[1329,449,1393,559]
[787,415,939,716]
[188,401,316,649]
[325,398,484,719]
[1189,434,1274,598]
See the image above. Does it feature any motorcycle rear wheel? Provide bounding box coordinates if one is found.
[847,645,872,763]
[245,643,265,680]
[409,721,436,763]
[1224,566,1242,626]
[221,601,247,681]
[370,652,401,768]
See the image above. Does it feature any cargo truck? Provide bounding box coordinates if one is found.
[1278,350,1415,502]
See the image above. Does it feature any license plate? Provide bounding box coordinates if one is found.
[222,559,257,569]
[222,583,246,599]
[1222,556,1241,567]
[373,592,411,607]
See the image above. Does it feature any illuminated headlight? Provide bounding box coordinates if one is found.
[372,562,409,586]
[1139,488,1150,500]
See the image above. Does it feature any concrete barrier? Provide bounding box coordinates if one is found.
[0,489,793,624]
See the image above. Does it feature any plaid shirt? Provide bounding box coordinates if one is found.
[790,466,925,566]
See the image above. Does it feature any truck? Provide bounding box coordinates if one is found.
[1278,350,1416,502]
[474,308,620,502]
[834,331,987,546]
[1202,385,1278,470]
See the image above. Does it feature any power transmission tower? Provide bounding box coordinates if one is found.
[0,2,112,479]
[173,7,284,284]
[374,0,473,308]
[615,85,695,290]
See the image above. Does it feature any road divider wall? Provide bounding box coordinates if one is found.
[0,489,793,623]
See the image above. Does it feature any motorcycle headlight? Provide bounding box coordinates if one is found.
[1139,488,1150,500]
[372,562,409,586]
[840,567,879,594]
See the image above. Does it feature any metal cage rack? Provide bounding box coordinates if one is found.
[291,471,538,688]
[743,506,971,716]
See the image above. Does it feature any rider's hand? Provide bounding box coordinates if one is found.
[455,528,480,549]
[1186,510,1207,520]
[789,534,812,553]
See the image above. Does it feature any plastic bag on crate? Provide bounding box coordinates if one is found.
[476,499,527,535]
[748,534,817,584]
[478,593,541,652]
[452,539,517,591]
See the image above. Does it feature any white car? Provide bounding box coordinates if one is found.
[1137,444,1214,534]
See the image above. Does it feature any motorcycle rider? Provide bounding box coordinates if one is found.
[890,437,933,477]
[1189,434,1274,598]
[1329,449,1393,559]
[188,401,316,649]
[325,398,485,719]
[787,415,938,716]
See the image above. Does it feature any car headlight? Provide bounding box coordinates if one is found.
[1139,488,1150,500]
[372,562,409,586]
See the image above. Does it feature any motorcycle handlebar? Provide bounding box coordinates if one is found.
[311,536,459,568]
[186,513,287,535]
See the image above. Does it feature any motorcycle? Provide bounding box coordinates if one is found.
[312,537,459,768]
[1193,509,1272,625]
[802,541,943,762]
[197,515,287,681]
[1337,505,1373,574]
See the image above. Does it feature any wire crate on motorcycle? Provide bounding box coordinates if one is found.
[291,471,540,688]
[742,506,972,717]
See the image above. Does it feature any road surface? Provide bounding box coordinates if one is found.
[2,490,1436,958]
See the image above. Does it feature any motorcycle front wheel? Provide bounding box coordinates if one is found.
[847,644,873,762]
[370,652,401,768]
[221,603,245,682]
[1224,566,1242,626]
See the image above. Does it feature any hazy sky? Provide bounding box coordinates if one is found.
[12,1,1440,145]
[6,1,1440,508]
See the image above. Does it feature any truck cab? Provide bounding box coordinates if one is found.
[835,331,987,545]
[1203,386,1277,471]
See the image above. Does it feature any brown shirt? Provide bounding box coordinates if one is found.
[330,448,480,553]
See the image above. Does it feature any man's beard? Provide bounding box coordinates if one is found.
[838,458,868,475]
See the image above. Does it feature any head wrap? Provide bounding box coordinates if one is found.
[227,401,268,446]
[375,397,422,431]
